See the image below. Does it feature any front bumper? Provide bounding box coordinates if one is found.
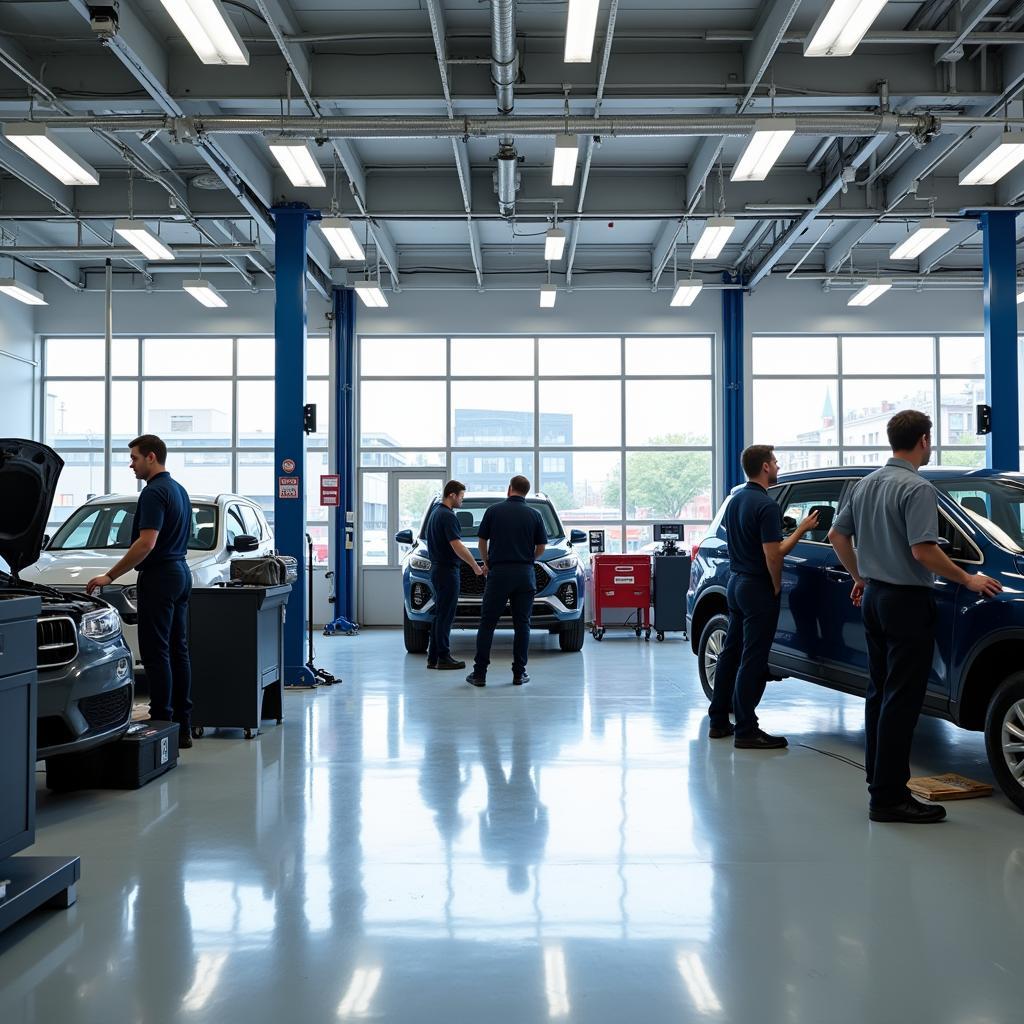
[37,637,135,759]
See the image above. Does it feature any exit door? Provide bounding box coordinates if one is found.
[358,470,445,625]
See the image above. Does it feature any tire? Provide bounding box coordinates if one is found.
[559,615,586,652]
[697,613,730,702]
[984,671,1024,813]
[403,609,429,654]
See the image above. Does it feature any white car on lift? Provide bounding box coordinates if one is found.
[19,492,275,667]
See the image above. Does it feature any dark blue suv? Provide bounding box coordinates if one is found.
[687,467,1024,811]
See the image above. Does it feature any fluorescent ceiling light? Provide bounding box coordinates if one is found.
[158,0,249,65]
[114,219,175,261]
[564,0,600,63]
[959,136,1024,186]
[804,0,889,57]
[847,277,892,307]
[539,285,558,308]
[670,279,703,307]
[354,280,388,308]
[269,139,327,188]
[889,218,951,260]
[552,135,579,187]
[544,228,567,261]
[0,278,46,306]
[3,123,99,186]
[731,119,796,182]
[183,278,228,308]
[691,217,736,260]
[320,217,365,261]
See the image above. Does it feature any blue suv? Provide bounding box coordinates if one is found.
[687,467,1024,811]
[396,492,589,654]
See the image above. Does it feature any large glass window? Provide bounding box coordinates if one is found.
[358,334,716,556]
[41,335,332,563]
[752,334,986,470]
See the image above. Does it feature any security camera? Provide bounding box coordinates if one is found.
[87,3,119,37]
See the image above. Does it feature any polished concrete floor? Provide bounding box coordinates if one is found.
[3,627,1024,1024]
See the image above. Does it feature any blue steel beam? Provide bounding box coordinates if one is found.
[274,203,321,686]
[721,272,746,494]
[980,211,1020,471]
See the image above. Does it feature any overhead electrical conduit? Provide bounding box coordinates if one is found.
[490,0,519,216]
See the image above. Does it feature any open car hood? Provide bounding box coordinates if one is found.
[0,439,64,576]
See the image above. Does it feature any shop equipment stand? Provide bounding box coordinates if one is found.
[0,597,79,936]
[306,533,339,684]
[653,553,691,642]
[591,554,653,641]
[189,583,292,739]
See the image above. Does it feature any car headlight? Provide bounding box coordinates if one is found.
[549,554,579,572]
[410,555,432,571]
[80,608,122,642]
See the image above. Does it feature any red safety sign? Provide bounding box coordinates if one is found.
[278,476,299,499]
[320,474,341,507]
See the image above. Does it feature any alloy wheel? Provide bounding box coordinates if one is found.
[1002,699,1024,786]
[704,628,727,689]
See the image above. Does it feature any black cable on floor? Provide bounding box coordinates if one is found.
[796,742,866,771]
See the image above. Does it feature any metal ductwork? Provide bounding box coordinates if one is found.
[490,0,519,216]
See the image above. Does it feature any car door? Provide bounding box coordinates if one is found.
[773,478,852,670]
[239,503,273,555]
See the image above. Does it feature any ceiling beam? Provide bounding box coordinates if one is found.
[918,219,980,273]
[934,0,1001,63]
[740,0,804,111]
[825,221,874,272]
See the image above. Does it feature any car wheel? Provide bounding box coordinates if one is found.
[697,613,730,702]
[403,610,429,654]
[559,614,586,652]
[984,671,1024,813]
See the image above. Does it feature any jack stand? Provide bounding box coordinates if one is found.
[323,570,359,636]
[306,534,340,686]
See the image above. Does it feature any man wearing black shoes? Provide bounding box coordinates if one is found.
[466,475,547,688]
[708,445,820,750]
[425,480,486,670]
[830,410,1002,824]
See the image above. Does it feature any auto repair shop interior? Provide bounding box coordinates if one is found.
[2,0,1024,1021]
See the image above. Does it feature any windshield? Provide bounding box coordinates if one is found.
[422,498,563,540]
[48,501,219,552]
[933,478,1024,553]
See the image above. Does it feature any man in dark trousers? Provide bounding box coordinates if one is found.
[86,434,195,748]
[707,445,820,749]
[466,475,547,688]
[830,410,1001,823]
[424,480,485,670]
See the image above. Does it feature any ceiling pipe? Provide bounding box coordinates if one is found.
[27,112,937,139]
[490,0,519,216]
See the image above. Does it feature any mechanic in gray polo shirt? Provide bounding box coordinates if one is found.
[829,409,1001,824]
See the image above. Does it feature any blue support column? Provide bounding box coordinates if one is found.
[981,211,1020,471]
[721,273,746,493]
[273,203,320,686]
[326,286,358,634]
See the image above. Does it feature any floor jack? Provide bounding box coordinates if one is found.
[306,534,340,686]
[323,567,359,636]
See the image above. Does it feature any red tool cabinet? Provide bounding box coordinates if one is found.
[591,554,653,641]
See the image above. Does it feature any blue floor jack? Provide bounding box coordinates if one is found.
[322,564,359,637]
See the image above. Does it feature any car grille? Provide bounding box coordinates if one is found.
[37,616,78,668]
[456,602,555,619]
[458,563,549,595]
[79,685,133,732]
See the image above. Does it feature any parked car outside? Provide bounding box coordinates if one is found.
[396,492,590,653]
[687,467,1024,811]
[20,492,275,667]
[0,439,134,759]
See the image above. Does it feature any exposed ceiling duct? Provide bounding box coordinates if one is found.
[490,0,519,216]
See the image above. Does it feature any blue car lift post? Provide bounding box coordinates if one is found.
[273,202,325,688]
[722,272,746,491]
[324,285,359,636]
[980,210,1020,471]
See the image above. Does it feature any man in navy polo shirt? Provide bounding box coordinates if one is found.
[87,434,194,748]
[424,480,485,670]
[467,475,547,688]
[707,445,819,749]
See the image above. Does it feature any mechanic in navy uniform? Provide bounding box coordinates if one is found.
[707,445,820,749]
[87,434,195,749]
[830,410,1002,823]
[466,475,547,688]
[424,480,485,670]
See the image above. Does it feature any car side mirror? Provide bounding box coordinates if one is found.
[395,529,414,546]
[569,529,587,545]
[232,534,259,553]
